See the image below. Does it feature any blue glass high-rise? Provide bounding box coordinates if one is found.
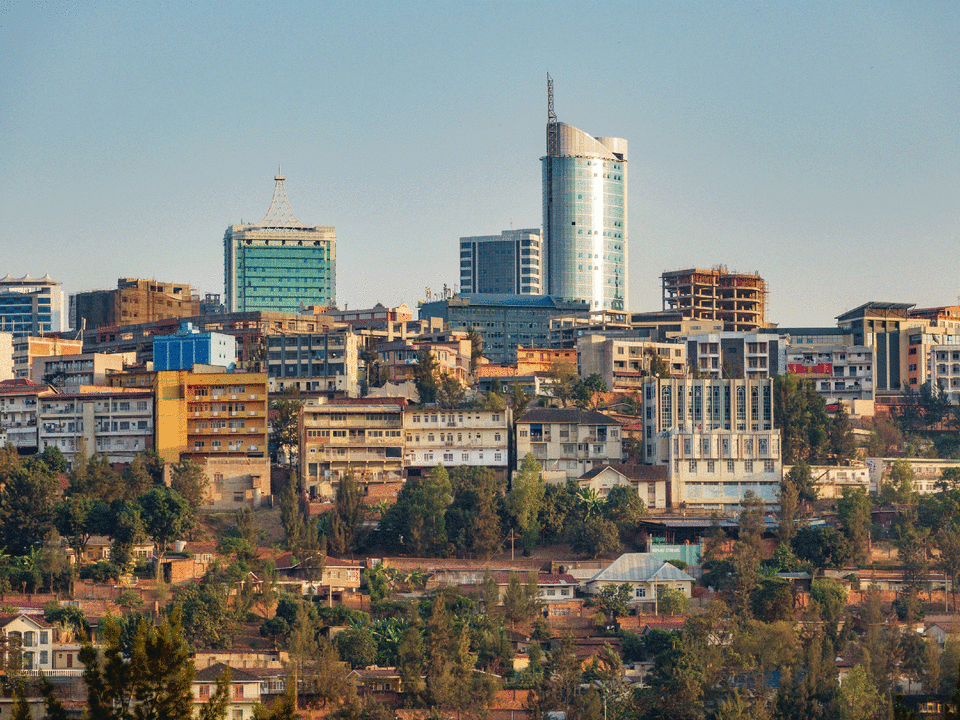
[542,114,627,312]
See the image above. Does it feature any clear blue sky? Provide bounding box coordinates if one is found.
[3,1,958,327]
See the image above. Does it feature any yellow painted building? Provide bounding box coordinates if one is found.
[113,367,271,509]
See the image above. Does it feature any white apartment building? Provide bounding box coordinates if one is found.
[0,379,53,451]
[576,335,686,393]
[928,345,960,403]
[38,390,153,466]
[683,333,786,379]
[515,408,623,484]
[403,408,511,481]
[785,344,875,406]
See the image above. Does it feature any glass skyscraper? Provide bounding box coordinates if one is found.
[542,109,627,311]
[224,171,336,314]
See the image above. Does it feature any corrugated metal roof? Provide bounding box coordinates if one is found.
[588,553,695,584]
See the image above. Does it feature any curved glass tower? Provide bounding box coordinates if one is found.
[542,96,627,311]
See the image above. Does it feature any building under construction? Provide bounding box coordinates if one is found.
[661,267,767,332]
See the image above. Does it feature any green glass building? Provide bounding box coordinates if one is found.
[224,171,336,313]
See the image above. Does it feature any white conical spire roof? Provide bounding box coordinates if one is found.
[257,166,308,229]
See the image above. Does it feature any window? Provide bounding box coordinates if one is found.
[635,587,646,598]
[233,685,244,700]
[727,460,735,473]
[688,460,697,472]
[764,460,775,473]
[745,460,754,474]
[199,685,210,699]
[40,650,48,665]
[234,492,244,502]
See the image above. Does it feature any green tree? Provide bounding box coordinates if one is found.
[52,495,110,569]
[778,471,801,545]
[810,577,847,645]
[548,360,578,408]
[646,349,670,379]
[466,327,484,374]
[830,664,880,720]
[0,454,59,554]
[881,459,918,505]
[786,461,818,505]
[413,349,440,404]
[937,524,960,611]
[80,609,196,719]
[446,467,503,558]
[750,577,794,622]
[139,486,194,579]
[836,486,872,565]
[793,525,853,570]
[829,406,857,463]
[327,472,367,556]
[40,445,68,473]
[380,465,451,556]
[364,563,390,602]
[197,666,232,720]
[506,453,545,551]
[334,626,378,669]
[173,580,239,650]
[436,373,466,409]
[572,373,607,410]
[569,515,620,558]
[120,455,159,501]
[589,583,632,624]
[774,373,832,464]
[729,492,766,617]
[170,458,207,510]
[657,587,689,616]
[108,499,147,571]
[271,385,303,467]
[604,485,646,543]
[397,618,426,703]
[509,382,532,417]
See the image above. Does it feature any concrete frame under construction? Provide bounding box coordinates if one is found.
[661,267,767,332]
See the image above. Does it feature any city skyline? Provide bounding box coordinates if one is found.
[3,2,959,327]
